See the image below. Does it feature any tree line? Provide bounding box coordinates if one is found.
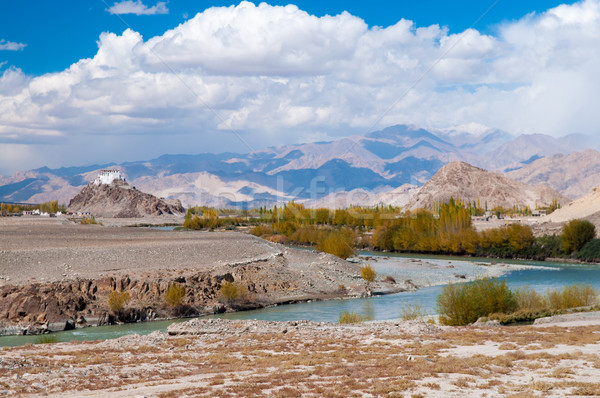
[182,200,599,262]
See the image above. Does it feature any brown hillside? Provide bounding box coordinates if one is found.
[548,185,600,226]
[406,161,570,211]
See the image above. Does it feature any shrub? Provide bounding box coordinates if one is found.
[515,286,546,310]
[164,283,186,307]
[339,311,364,324]
[562,219,596,254]
[35,335,58,344]
[251,224,272,237]
[437,278,517,326]
[489,309,554,325]
[219,281,248,304]
[361,265,376,283]
[317,230,355,259]
[574,239,600,262]
[80,216,98,225]
[266,234,288,244]
[546,284,598,310]
[400,304,422,321]
[108,290,131,313]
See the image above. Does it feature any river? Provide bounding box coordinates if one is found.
[1,252,599,347]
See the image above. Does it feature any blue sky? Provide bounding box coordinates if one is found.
[1,0,572,75]
[0,0,598,174]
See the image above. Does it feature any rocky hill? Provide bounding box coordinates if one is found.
[547,185,600,225]
[67,179,184,218]
[406,161,570,211]
[506,149,600,200]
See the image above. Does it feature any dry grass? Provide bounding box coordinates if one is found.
[2,322,600,397]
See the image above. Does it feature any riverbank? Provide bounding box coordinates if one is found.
[1,217,409,335]
[2,318,599,397]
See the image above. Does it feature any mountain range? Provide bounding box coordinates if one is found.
[1,124,599,208]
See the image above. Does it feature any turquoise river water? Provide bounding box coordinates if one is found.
[1,252,599,347]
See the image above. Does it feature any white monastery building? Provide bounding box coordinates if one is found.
[93,169,123,185]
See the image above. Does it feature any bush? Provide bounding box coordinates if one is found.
[164,283,186,307]
[251,224,272,237]
[360,265,376,283]
[574,239,600,262]
[219,281,248,304]
[35,335,59,344]
[515,286,546,310]
[317,230,355,259]
[489,309,554,325]
[339,311,364,324]
[400,304,422,321]
[266,234,288,244]
[80,216,99,225]
[108,290,131,313]
[546,284,598,310]
[437,278,517,326]
[562,219,596,254]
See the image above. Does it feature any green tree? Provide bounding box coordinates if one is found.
[561,219,596,254]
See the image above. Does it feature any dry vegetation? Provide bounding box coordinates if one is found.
[2,320,600,397]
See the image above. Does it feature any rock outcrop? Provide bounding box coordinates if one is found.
[406,161,570,211]
[0,273,235,335]
[67,179,184,218]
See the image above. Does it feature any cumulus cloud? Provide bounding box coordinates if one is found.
[1,0,600,173]
[107,0,168,15]
[0,39,26,51]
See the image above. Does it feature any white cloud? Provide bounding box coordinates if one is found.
[107,0,168,15]
[2,0,600,174]
[0,39,26,51]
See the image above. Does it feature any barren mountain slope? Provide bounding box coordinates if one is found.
[67,179,184,218]
[407,161,570,211]
[506,149,600,199]
[547,185,600,224]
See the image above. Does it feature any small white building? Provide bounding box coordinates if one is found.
[93,169,123,185]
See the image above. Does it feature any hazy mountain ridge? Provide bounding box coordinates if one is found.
[506,150,600,199]
[0,124,597,208]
